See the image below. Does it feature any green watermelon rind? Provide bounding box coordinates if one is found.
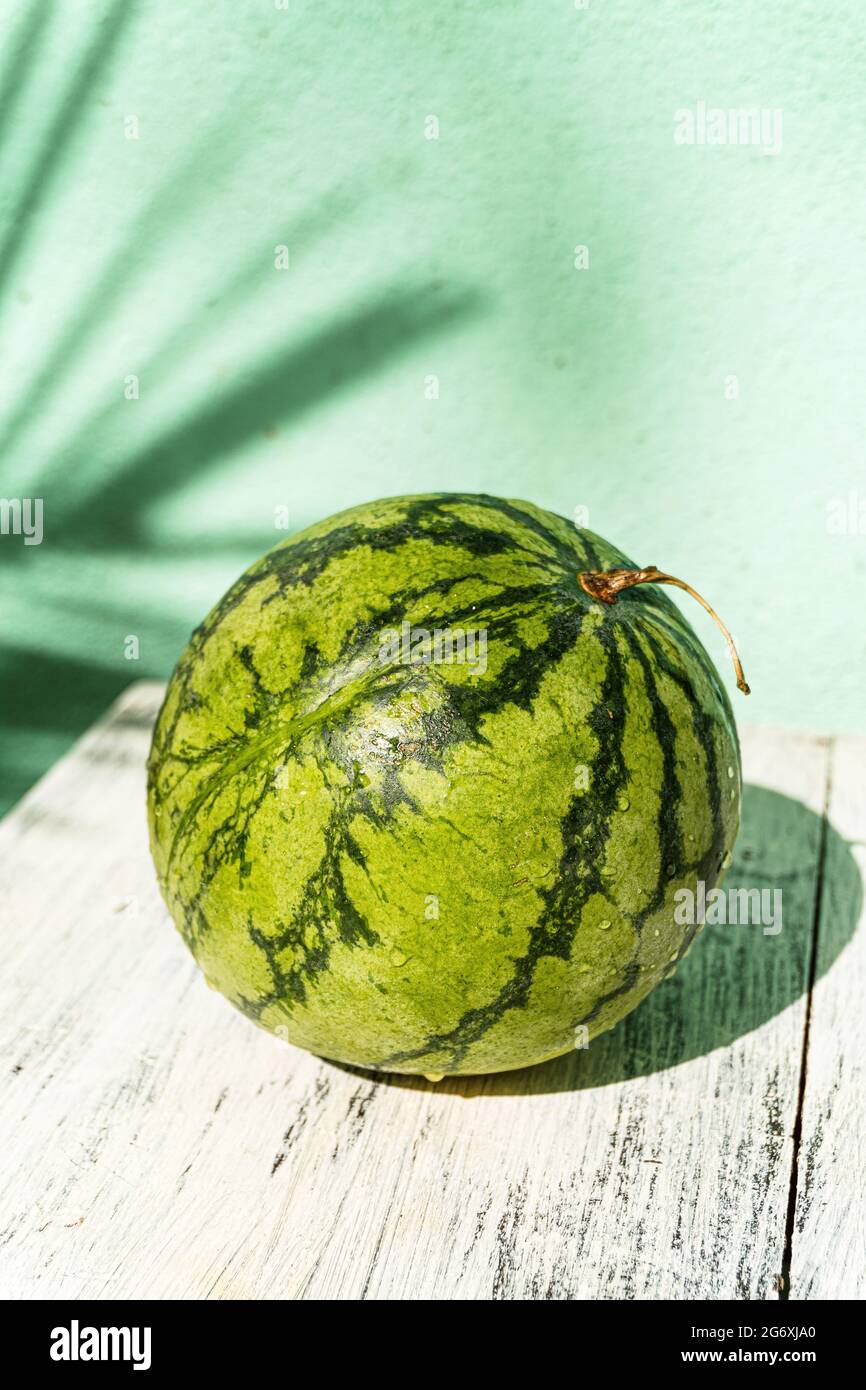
[147,493,740,1076]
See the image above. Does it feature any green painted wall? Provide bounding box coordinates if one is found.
[2,0,864,815]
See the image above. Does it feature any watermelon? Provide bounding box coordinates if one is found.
[147,494,745,1077]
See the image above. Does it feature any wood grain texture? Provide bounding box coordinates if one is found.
[790,735,866,1298]
[0,683,857,1300]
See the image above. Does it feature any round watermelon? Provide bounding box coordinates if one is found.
[147,494,743,1077]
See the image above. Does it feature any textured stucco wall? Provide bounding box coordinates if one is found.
[1,0,864,813]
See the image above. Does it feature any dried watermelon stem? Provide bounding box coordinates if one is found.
[578,564,750,695]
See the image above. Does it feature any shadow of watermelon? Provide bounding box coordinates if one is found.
[348,784,861,1095]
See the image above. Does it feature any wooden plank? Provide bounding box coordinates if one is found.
[790,735,866,1298]
[0,685,832,1299]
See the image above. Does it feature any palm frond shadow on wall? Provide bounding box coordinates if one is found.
[0,4,488,814]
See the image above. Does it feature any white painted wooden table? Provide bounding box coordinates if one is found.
[1,683,863,1300]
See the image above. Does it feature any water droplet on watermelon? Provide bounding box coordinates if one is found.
[598,918,611,931]
[617,793,630,811]
[729,788,736,800]
[727,765,735,778]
